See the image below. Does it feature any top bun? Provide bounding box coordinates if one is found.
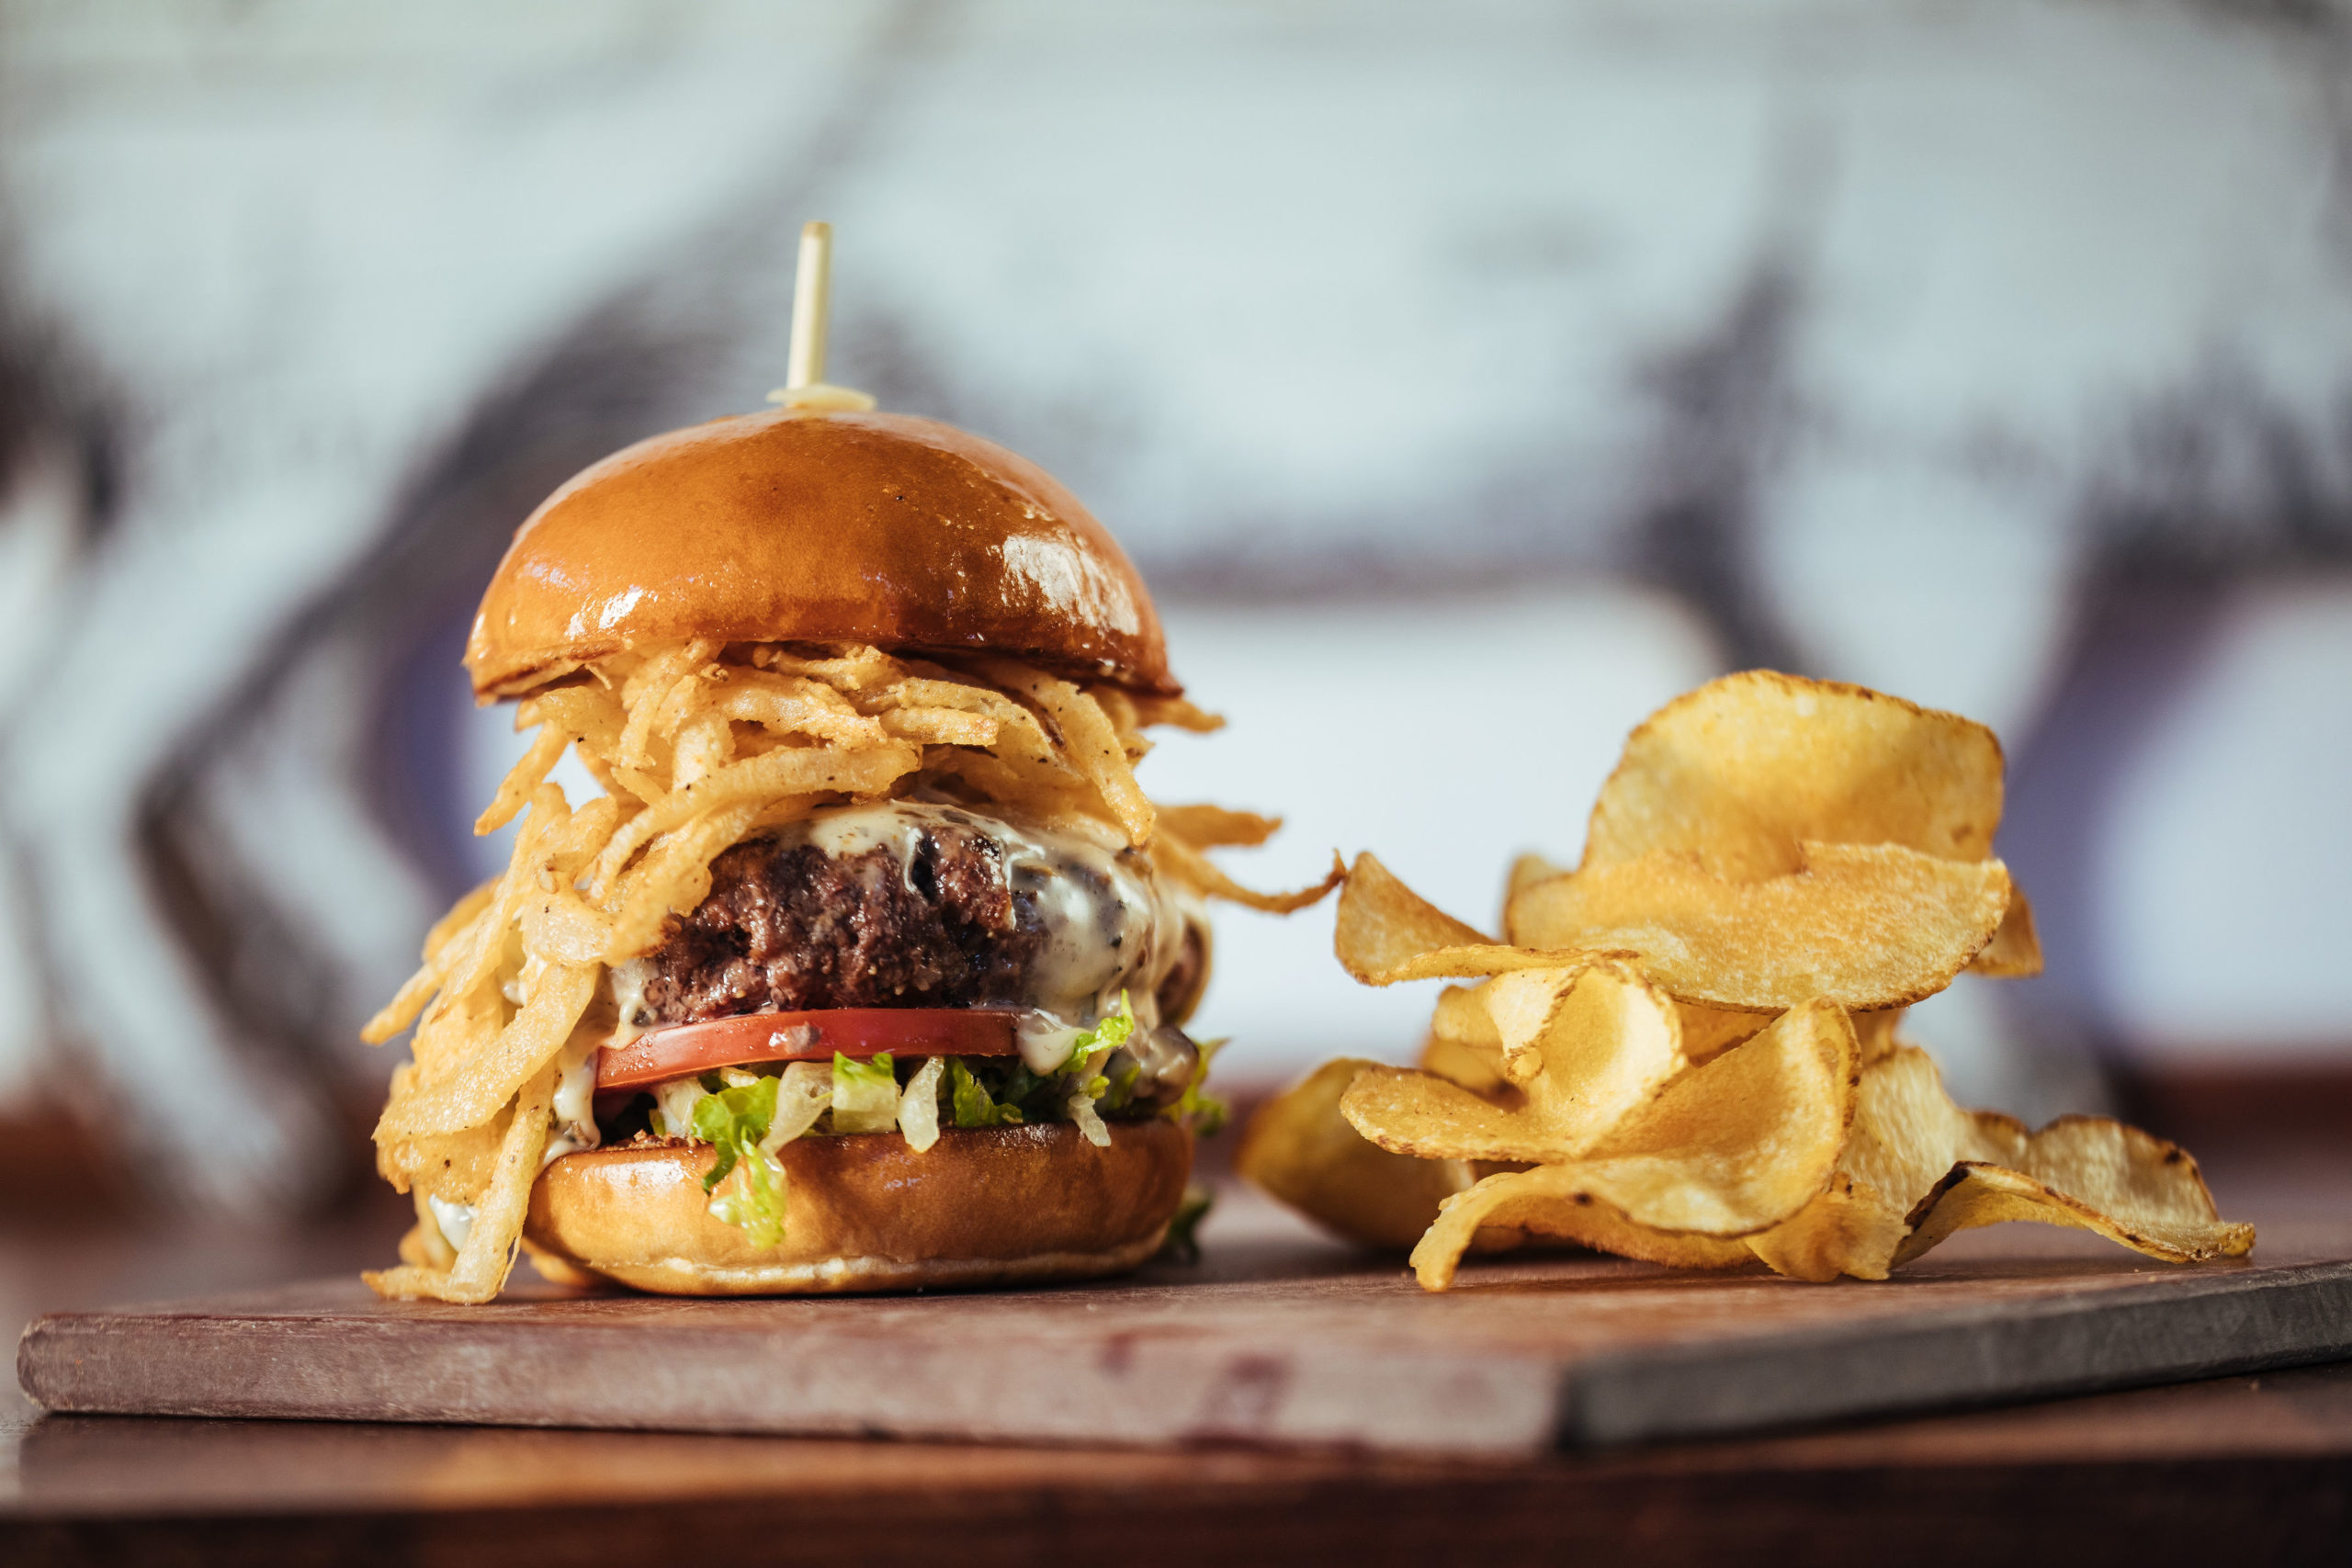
[466,409,1175,700]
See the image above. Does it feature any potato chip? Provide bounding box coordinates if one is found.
[1582,670,2006,877]
[1922,1109,2250,1261]
[1429,982,1501,1050]
[1967,888,2044,977]
[1418,1179,1757,1274]
[1340,1066,1543,1165]
[1746,1043,1996,1280]
[1895,1153,2256,1269]
[1742,1174,1909,1282]
[1677,1002,1769,1063]
[1236,1059,1480,1250]
[1408,998,1858,1288]
[1345,962,1685,1164]
[1419,997,1507,1093]
[1335,851,1491,965]
[1335,853,1623,986]
[1851,1008,1905,1065]
[1507,841,2012,1010]
[1505,852,1570,907]
[1749,1044,2253,1280]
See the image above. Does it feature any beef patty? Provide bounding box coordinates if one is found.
[638,818,1035,1025]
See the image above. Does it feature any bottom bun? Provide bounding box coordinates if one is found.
[525,1118,1192,1296]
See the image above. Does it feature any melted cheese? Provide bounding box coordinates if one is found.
[606,957,656,1048]
[789,800,1199,1031]
[541,1025,604,1165]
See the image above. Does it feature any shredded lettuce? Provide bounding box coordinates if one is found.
[899,1055,946,1152]
[951,1058,1025,1128]
[831,1051,900,1134]
[1062,992,1136,1079]
[1169,1036,1229,1136]
[1064,1082,1112,1147]
[691,1075,786,1247]
[760,1060,833,1154]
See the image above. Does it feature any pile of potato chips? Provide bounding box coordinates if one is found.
[367,638,1330,1303]
[1239,671,2253,1288]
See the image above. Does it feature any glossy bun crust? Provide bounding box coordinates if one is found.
[524,1119,1192,1296]
[466,410,1174,700]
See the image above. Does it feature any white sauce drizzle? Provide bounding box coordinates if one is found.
[425,1195,475,1251]
[540,1024,604,1166]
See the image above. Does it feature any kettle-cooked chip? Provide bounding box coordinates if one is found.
[1581,671,2006,877]
[1747,1043,2003,1280]
[1678,1001,1770,1063]
[1344,961,1686,1164]
[1895,1156,2256,1269]
[1429,981,1503,1050]
[1505,852,1571,908]
[1507,842,2012,1011]
[1418,1012,1509,1094]
[1851,1008,1907,1064]
[1335,852,1491,969]
[1408,998,1858,1289]
[1749,1044,2253,1280]
[1335,852,1623,985]
[1967,889,2045,977]
[1341,1066,1554,1166]
[1235,1058,1483,1251]
[1418,1182,1757,1274]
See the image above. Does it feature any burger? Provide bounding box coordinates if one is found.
[364,402,1334,1303]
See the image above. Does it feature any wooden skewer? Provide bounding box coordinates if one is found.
[770,220,875,412]
[786,221,831,391]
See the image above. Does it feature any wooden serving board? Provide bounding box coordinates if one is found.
[20,1209,2352,1456]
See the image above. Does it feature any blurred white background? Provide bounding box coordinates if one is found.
[4,0,2350,1208]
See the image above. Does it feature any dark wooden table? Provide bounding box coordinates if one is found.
[5,1140,2348,1566]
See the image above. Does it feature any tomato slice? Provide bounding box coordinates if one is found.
[595,1008,1020,1093]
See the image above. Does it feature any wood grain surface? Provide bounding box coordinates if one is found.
[21,1218,2352,1455]
[5,1365,2350,1568]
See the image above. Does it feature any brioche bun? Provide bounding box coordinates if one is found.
[465,409,1173,701]
[523,1119,1192,1296]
